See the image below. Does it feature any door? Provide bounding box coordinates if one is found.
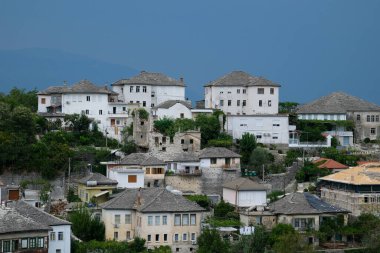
[343,136,350,146]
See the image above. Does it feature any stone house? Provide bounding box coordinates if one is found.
[101,188,206,253]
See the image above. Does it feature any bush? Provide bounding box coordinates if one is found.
[186,195,212,210]
[364,137,371,144]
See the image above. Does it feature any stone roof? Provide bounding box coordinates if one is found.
[153,100,192,110]
[113,71,185,87]
[101,188,205,213]
[269,192,348,215]
[223,177,268,191]
[119,153,166,166]
[320,163,380,185]
[0,207,51,234]
[167,152,200,162]
[10,200,71,226]
[38,80,117,95]
[77,172,118,185]
[313,158,348,170]
[297,92,380,114]
[204,71,280,87]
[199,147,241,159]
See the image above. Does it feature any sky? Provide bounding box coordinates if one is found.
[1,0,380,104]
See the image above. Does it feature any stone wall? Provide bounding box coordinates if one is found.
[165,175,203,194]
[201,168,240,196]
[265,161,301,193]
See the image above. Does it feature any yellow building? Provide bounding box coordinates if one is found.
[101,188,206,253]
[77,172,117,203]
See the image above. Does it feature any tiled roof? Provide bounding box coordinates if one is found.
[153,100,192,110]
[269,192,348,215]
[320,163,380,185]
[313,158,348,170]
[199,147,241,159]
[113,71,185,87]
[204,71,280,87]
[0,207,51,234]
[223,177,268,191]
[38,80,117,95]
[101,188,205,213]
[119,153,166,166]
[10,200,71,226]
[77,172,118,185]
[297,92,380,114]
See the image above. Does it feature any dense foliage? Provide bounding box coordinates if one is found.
[295,161,330,182]
[185,195,212,211]
[69,207,105,241]
[197,228,230,253]
[239,133,257,165]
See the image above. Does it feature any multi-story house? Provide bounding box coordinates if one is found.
[296,92,380,143]
[319,163,380,216]
[111,71,186,110]
[76,173,117,203]
[204,71,290,145]
[101,188,205,253]
[37,80,129,140]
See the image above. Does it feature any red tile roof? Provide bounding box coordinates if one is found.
[313,158,348,170]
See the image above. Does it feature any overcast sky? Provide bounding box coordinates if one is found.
[1,0,380,104]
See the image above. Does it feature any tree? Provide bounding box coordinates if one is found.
[249,147,274,177]
[69,207,105,241]
[232,226,269,253]
[197,228,230,253]
[195,114,221,146]
[186,195,212,210]
[279,102,299,113]
[239,133,257,165]
[64,114,92,133]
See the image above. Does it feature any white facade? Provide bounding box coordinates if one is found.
[48,225,71,253]
[107,167,145,189]
[298,113,347,121]
[152,102,192,119]
[205,85,279,115]
[226,115,289,145]
[223,188,267,208]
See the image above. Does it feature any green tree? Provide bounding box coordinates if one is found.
[69,207,105,241]
[249,147,274,177]
[239,133,257,165]
[195,114,221,146]
[279,102,299,113]
[197,228,230,253]
[0,88,38,111]
[64,114,92,133]
[185,195,211,211]
[232,226,269,253]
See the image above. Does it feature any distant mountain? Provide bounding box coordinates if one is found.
[0,48,138,92]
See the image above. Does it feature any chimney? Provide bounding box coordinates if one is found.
[180,77,184,83]
[137,187,142,206]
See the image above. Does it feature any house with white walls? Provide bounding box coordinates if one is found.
[152,100,192,119]
[111,71,186,110]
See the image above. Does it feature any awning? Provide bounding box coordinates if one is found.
[94,191,110,198]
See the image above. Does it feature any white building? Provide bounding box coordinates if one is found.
[223,177,268,208]
[111,71,186,110]
[152,100,192,120]
[204,71,280,115]
[226,115,290,145]
[37,80,129,140]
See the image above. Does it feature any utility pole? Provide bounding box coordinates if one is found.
[262,164,265,182]
[67,158,71,195]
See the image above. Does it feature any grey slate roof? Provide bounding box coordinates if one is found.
[223,177,268,191]
[113,71,185,87]
[38,80,116,95]
[11,200,71,226]
[204,71,281,87]
[269,192,349,215]
[77,172,118,185]
[199,147,241,159]
[0,207,51,234]
[101,188,205,213]
[297,92,380,114]
[153,100,192,110]
[119,153,166,166]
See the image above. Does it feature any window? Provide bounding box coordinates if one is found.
[182,214,189,226]
[237,89,240,94]
[85,109,89,115]
[143,86,147,92]
[115,215,121,224]
[181,139,185,144]
[151,103,155,107]
[126,231,131,240]
[219,91,224,94]
[162,137,166,143]
[371,128,376,135]
[268,100,272,107]
[183,233,188,241]
[128,175,137,183]
[243,89,246,94]
[191,233,196,241]
[162,147,166,151]
[136,86,140,93]
[211,158,217,164]
[220,100,224,106]
[174,234,179,242]
[37,237,44,248]
[190,139,193,144]
[114,232,118,240]
[130,100,133,104]
[41,98,46,104]
[58,232,64,240]
[86,96,91,101]
[143,101,146,107]
[164,234,168,242]
[99,110,102,115]
[270,88,274,94]
[21,239,28,249]
[377,115,379,122]
[130,86,134,92]
[155,234,160,242]
[225,158,231,165]
[258,88,264,94]
[174,214,181,226]
[155,216,160,225]
[293,218,314,230]
[256,135,262,139]
[259,100,262,107]
[190,214,196,225]
[3,241,10,252]
[357,114,360,121]
[237,100,240,106]
[372,115,375,122]
[123,107,126,111]
[125,214,131,224]
[163,215,168,225]
[242,100,246,106]
[367,115,371,122]
[147,234,152,242]
[136,101,140,104]
[228,100,231,106]
[29,238,36,248]
[180,113,184,118]
[148,216,153,226]
[50,232,56,241]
